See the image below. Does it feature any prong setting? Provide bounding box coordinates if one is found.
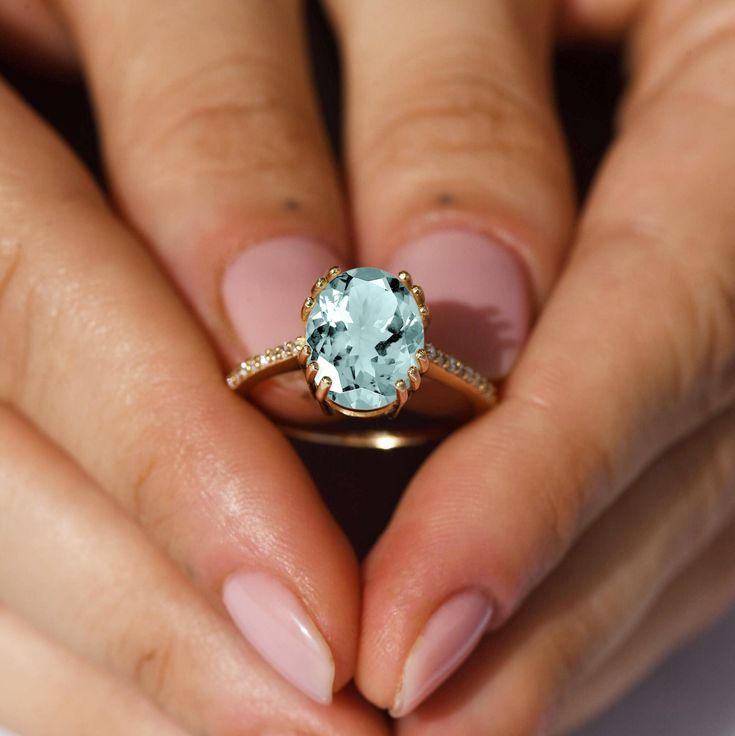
[305,360,320,387]
[398,270,413,288]
[311,277,328,297]
[297,343,311,367]
[419,303,431,327]
[301,296,315,322]
[315,375,332,403]
[390,379,409,417]
[302,267,342,322]
[407,365,421,391]
[416,348,430,374]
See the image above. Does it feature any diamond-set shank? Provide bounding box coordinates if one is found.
[226,338,497,413]
[226,337,306,392]
[227,265,498,445]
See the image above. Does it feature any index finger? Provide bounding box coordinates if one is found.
[0,78,359,703]
[357,0,735,712]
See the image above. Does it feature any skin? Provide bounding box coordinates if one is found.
[0,0,733,734]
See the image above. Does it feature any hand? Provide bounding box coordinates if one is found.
[5,2,733,734]
[345,1,735,732]
[0,0,569,721]
[0,17,389,736]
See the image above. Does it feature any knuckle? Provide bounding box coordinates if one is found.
[657,255,735,417]
[702,411,735,517]
[122,425,190,537]
[0,236,27,394]
[95,597,179,701]
[129,640,176,700]
[130,53,328,180]
[543,597,612,690]
[494,665,559,736]
[701,266,735,407]
[508,391,614,557]
[353,59,563,183]
[576,219,735,419]
[630,1,735,114]
[0,192,109,411]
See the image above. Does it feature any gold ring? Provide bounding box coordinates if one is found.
[226,266,498,448]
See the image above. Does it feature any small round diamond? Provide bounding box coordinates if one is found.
[305,267,425,411]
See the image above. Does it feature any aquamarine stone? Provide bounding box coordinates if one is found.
[305,267,425,411]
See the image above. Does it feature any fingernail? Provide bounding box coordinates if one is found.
[387,230,532,378]
[391,589,492,718]
[222,237,339,352]
[223,570,335,705]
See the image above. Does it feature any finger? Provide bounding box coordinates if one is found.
[554,518,735,734]
[358,0,735,710]
[558,0,643,39]
[393,407,735,733]
[327,0,575,381]
[0,0,74,69]
[53,0,348,388]
[0,408,388,736]
[0,77,359,700]
[0,607,189,736]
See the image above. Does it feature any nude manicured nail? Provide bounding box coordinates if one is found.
[391,589,492,718]
[388,230,532,378]
[222,237,338,352]
[223,570,335,705]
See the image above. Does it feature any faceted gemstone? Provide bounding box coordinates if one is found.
[305,267,425,411]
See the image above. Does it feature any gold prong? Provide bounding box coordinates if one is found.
[311,277,328,297]
[398,270,413,288]
[419,304,431,327]
[305,361,320,386]
[315,376,332,403]
[407,365,421,391]
[390,379,409,418]
[416,348,430,374]
[326,266,342,282]
[297,344,311,367]
[301,296,315,322]
[411,284,425,306]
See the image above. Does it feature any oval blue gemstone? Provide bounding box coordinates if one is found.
[305,267,425,411]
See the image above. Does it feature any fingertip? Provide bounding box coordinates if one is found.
[389,589,493,718]
[222,237,340,363]
[222,569,336,705]
[386,229,534,381]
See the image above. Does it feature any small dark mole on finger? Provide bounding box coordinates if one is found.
[283,197,301,211]
[435,192,455,206]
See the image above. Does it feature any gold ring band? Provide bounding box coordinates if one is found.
[226,266,498,449]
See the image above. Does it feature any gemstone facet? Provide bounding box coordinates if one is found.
[305,267,425,411]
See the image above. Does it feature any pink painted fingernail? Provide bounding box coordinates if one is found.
[222,237,339,352]
[388,231,532,378]
[223,570,335,705]
[391,589,492,718]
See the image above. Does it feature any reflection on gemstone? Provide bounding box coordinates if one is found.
[305,267,425,411]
